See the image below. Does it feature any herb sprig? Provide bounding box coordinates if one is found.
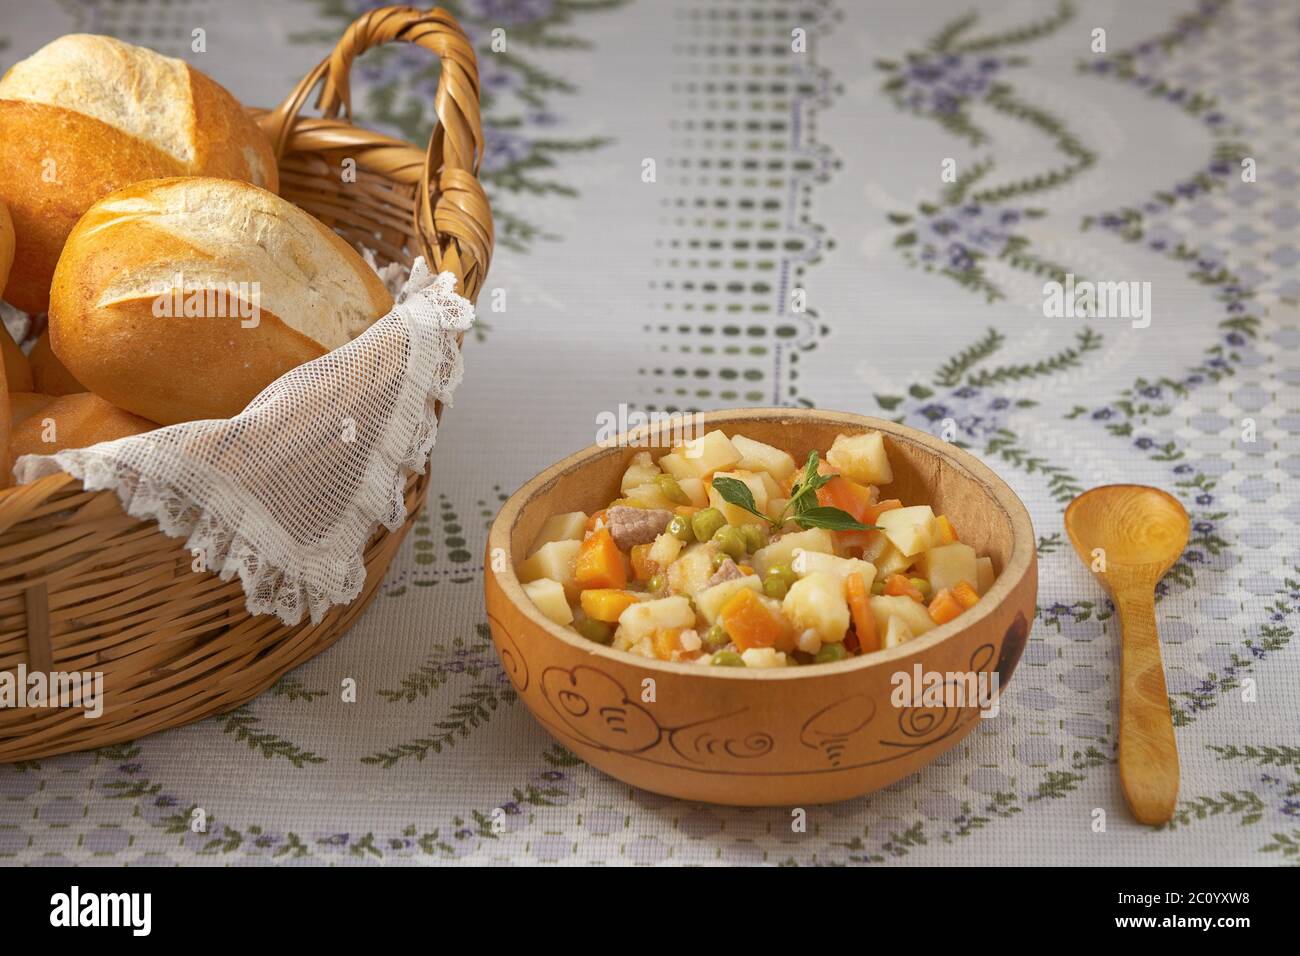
[711,452,878,533]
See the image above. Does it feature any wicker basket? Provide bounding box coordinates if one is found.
[0,5,492,762]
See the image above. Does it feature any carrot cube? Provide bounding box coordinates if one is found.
[884,573,925,603]
[580,588,640,623]
[652,627,683,660]
[719,588,789,652]
[928,588,964,625]
[575,528,627,590]
[816,476,876,523]
[845,573,879,653]
[936,515,958,544]
[629,543,657,582]
[952,580,981,610]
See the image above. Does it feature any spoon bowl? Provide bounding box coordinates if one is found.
[1065,484,1189,826]
[1064,485,1190,577]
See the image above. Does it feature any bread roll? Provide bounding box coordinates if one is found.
[29,330,83,395]
[0,198,13,301]
[10,393,156,460]
[1,329,32,391]
[0,34,278,314]
[49,177,394,425]
[10,391,55,424]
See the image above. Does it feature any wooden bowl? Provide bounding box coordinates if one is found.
[484,408,1037,806]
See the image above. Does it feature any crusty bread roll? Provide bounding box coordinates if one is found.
[0,198,12,302]
[10,391,55,424]
[10,393,156,461]
[0,34,279,314]
[29,330,83,395]
[1,329,32,391]
[49,177,395,425]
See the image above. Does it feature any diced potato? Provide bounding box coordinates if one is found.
[732,435,796,481]
[648,532,684,567]
[766,496,789,521]
[796,628,822,654]
[626,481,677,510]
[695,574,762,624]
[612,628,651,654]
[666,542,718,597]
[657,452,694,481]
[860,532,889,564]
[528,511,588,557]
[783,571,850,644]
[873,540,914,578]
[918,542,979,593]
[826,431,894,485]
[793,551,876,592]
[713,471,769,510]
[708,470,770,526]
[869,594,936,639]
[678,476,708,507]
[708,498,758,529]
[753,528,834,576]
[882,615,914,649]
[618,595,696,642]
[518,539,582,599]
[672,429,742,478]
[976,555,996,595]
[876,505,938,557]
[621,451,660,492]
[752,470,782,504]
[522,578,573,626]
[741,647,789,668]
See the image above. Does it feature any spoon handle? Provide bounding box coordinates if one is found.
[1114,586,1180,825]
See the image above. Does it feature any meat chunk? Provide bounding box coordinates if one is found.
[706,557,743,587]
[606,506,672,551]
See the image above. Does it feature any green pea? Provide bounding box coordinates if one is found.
[655,473,691,506]
[762,575,789,600]
[667,514,695,542]
[740,523,768,554]
[711,551,729,571]
[815,642,847,664]
[766,562,798,588]
[710,650,745,667]
[909,577,932,599]
[691,507,727,544]
[574,618,614,645]
[712,525,746,561]
[870,578,886,596]
[647,573,666,594]
[703,623,729,652]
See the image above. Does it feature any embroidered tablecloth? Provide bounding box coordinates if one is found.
[2,0,1297,866]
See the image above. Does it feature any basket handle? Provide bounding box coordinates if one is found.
[259,5,492,299]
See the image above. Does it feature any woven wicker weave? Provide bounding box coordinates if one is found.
[0,5,492,762]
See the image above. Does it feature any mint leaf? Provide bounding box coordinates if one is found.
[788,451,830,507]
[710,476,767,521]
[792,507,877,532]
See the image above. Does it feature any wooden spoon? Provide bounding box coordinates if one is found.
[1064,484,1189,826]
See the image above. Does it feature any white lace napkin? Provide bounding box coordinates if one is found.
[15,258,475,626]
